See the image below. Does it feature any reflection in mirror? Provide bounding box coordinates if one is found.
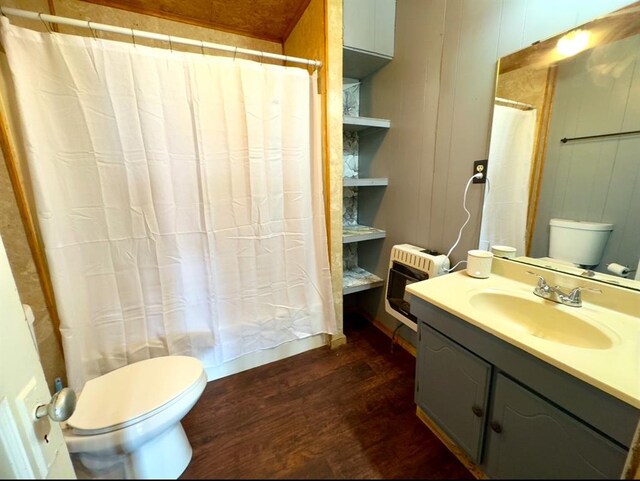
[480,2,640,291]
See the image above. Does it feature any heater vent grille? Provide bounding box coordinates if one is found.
[391,246,434,274]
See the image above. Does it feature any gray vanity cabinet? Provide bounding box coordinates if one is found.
[485,373,627,479]
[412,298,638,479]
[416,323,490,463]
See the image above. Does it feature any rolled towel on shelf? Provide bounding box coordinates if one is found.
[607,262,630,277]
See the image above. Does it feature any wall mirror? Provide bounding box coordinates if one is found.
[481,1,640,291]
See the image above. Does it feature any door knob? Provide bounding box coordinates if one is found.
[35,388,77,422]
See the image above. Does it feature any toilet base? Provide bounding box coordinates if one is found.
[72,423,193,479]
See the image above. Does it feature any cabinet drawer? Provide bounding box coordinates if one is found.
[484,373,627,479]
[417,323,491,462]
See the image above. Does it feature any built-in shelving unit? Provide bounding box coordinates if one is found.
[342,110,391,295]
[341,112,390,294]
[342,0,395,297]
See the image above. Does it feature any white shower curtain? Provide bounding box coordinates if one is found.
[0,18,336,390]
[479,105,537,256]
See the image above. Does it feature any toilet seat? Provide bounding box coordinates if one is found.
[67,356,205,436]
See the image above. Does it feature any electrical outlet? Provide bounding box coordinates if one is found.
[473,160,488,184]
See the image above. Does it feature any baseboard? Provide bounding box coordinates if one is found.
[204,333,329,382]
[371,318,416,357]
[346,308,416,357]
[416,406,487,479]
[329,333,347,349]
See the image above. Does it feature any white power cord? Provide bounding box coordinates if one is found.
[444,172,486,272]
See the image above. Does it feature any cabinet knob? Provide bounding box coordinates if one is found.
[471,405,483,417]
[489,421,503,433]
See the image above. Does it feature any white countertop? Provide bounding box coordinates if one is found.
[406,261,640,409]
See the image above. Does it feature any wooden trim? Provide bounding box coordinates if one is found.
[47,0,59,32]
[499,2,640,76]
[0,96,64,355]
[525,66,557,255]
[347,306,417,358]
[372,318,417,357]
[78,0,283,43]
[416,406,487,480]
[329,333,347,349]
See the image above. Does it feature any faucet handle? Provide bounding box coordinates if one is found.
[526,271,548,287]
[526,271,544,280]
[567,286,602,303]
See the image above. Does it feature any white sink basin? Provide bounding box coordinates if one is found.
[469,290,618,350]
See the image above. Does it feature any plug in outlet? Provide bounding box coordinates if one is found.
[473,160,488,184]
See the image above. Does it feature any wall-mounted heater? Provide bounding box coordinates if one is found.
[384,244,449,331]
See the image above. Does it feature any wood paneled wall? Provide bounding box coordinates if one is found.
[357,0,634,337]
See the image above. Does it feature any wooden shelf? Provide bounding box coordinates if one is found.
[343,177,388,187]
[343,224,386,243]
[343,115,390,132]
[343,47,392,80]
[343,266,385,295]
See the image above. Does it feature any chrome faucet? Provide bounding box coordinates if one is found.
[526,271,601,307]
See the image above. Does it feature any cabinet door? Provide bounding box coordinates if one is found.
[344,0,395,57]
[416,323,491,462]
[373,0,395,57]
[343,0,375,53]
[484,373,627,479]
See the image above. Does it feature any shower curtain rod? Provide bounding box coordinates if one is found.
[0,6,323,69]
[495,97,534,110]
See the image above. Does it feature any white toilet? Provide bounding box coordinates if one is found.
[547,218,614,268]
[63,355,207,480]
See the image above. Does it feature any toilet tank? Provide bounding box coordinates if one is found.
[548,218,613,267]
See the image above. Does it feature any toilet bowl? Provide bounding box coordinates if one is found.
[64,355,207,479]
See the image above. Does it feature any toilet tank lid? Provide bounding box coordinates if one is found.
[66,356,204,434]
[550,218,613,231]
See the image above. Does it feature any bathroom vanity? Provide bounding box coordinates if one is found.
[406,258,640,479]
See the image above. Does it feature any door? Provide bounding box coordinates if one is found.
[416,323,491,463]
[483,373,627,479]
[0,233,75,478]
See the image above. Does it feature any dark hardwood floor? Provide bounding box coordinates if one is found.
[180,313,474,479]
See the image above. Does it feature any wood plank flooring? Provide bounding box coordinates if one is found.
[180,313,474,479]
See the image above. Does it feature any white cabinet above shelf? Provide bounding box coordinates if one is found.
[343,0,395,80]
[343,115,390,132]
[343,224,386,243]
[343,177,388,187]
[343,266,384,295]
